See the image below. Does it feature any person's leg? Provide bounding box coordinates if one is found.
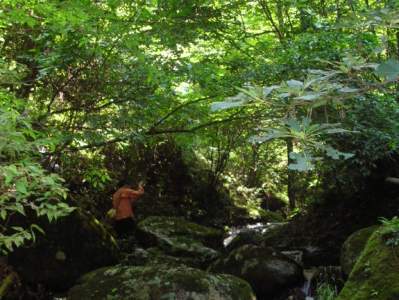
[114,219,124,237]
[116,218,136,237]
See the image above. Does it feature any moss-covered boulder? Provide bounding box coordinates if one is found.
[337,229,399,300]
[208,244,303,299]
[122,247,206,268]
[68,264,256,300]
[136,216,223,266]
[260,210,285,222]
[340,225,378,277]
[9,210,119,292]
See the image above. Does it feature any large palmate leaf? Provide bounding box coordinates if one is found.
[376,59,399,81]
[324,145,354,160]
[288,152,315,171]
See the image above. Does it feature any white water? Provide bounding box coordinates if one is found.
[301,268,317,299]
[223,222,286,247]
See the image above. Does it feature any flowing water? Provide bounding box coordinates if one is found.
[224,223,344,300]
[301,268,318,299]
[223,222,286,247]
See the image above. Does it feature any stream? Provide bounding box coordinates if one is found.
[223,222,341,300]
[223,222,286,247]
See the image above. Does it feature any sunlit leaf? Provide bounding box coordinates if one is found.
[210,100,245,112]
[339,87,359,93]
[376,59,399,81]
[287,80,303,88]
[288,152,314,171]
[263,85,280,97]
[294,93,323,101]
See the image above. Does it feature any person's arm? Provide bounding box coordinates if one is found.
[126,185,145,203]
[112,192,120,209]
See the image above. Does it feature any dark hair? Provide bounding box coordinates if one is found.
[118,179,133,188]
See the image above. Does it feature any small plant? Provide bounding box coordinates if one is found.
[316,282,338,300]
[379,216,399,247]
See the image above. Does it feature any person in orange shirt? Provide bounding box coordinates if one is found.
[112,180,145,237]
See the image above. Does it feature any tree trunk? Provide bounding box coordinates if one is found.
[287,138,296,210]
[246,144,260,187]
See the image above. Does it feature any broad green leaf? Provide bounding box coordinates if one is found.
[285,118,302,132]
[211,100,245,111]
[376,59,399,81]
[263,85,280,97]
[294,93,323,101]
[31,224,44,235]
[249,130,289,143]
[325,146,354,160]
[288,152,314,171]
[339,87,359,93]
[0,210,7,220]
[15,179,28,195]
[325,128,352,134]
[14,203,25,215]
[278,92,291,98]
[287,80,303,88]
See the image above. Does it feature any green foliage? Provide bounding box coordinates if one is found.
[222,173,264,218]
[250,117,354,171]
[83,167,111,190]
[379,216,399,247]
[376,59,399,81]
[1,0,398,216]
[316,282,338,300]
[0,92,74,254]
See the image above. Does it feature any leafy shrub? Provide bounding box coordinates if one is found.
[0,93,74,254]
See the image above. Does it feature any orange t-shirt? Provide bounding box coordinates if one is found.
[112,186,144,220]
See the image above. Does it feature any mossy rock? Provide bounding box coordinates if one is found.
[259,210,285,222]
[136,216,223,266]
[208,244,303,299]
[9,210,119,292]
[122,247,205,269]
[340,225,379,277]
[68,264,256,300]
[337,229,399,300]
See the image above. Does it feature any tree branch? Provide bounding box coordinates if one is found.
[147,95,215,133]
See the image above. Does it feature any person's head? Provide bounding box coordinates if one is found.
[118,179,133,188]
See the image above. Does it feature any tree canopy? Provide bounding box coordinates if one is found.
[1,0,399,253]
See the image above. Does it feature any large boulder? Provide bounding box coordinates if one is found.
[224,222,286,252]
[122,247,207,269]
[8,210,119,292]
[68,264,256,300]
[340,225,378,277]
[208,244,303,299]
[136,216,223,267]
[259,223,336,267]
[337,229,399,300]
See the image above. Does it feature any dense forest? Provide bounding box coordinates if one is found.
[1,1,399,299]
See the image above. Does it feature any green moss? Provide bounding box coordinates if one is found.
[209,244,303,299]
[337,229,399,300]
[340,225,379,276]
[68,264,256,300]
[79,209,119,252]
[138,216,222,241]
[259,210,285,222]
[137,216,221,266]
